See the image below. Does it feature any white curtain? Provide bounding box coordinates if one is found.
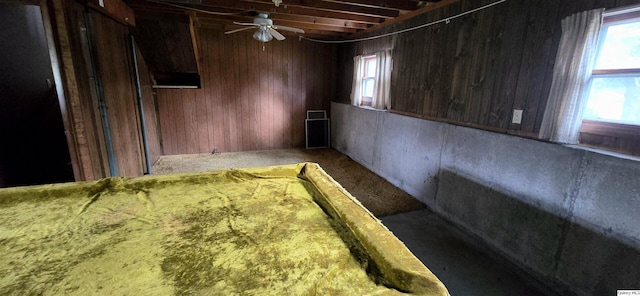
[539,9,603,144]
[372,50,392,110]
[350,55,364,106]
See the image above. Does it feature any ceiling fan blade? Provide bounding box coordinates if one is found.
[273,25,304,34]
[233,21,259,26]
[268,28,286,41]
[224,27,255,34]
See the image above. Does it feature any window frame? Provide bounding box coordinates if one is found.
[579,8,640,155]
[360,55,376,107]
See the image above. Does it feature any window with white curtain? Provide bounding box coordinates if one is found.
[540,6,640,155]
[582,11,640,125]
[350,50,392,110]
[578,7,640,155]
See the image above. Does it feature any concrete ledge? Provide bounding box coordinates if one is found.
[331,102,640,296]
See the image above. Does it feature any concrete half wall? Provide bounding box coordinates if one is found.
[331,102,640,296]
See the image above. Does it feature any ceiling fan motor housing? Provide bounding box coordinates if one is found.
[255,13,273,26]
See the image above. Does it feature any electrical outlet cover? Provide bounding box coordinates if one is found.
[512,109,523,124]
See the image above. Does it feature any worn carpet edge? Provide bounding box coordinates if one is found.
[300,163,450,296]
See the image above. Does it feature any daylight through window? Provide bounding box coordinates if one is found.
[583,11,640,125]
[361,55,376,107]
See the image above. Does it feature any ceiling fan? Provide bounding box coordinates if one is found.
[224,13,305,42]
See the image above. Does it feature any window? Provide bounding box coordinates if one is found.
[350,50,391,110]
[583,11,640,124]
[579,8,640,155]
[361,55,376,106]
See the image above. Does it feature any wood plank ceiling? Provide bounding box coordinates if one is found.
[126,0,450,39]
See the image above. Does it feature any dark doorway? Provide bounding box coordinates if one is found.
[0,3,74,187]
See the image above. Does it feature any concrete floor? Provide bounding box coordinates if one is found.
[382,210,559,296]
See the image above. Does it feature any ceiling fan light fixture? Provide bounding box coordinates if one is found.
[272,0,282,7]
[253,29,273,42]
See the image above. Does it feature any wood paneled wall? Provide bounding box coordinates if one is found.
[92,10,146,176]
[55,0,158,179]
[336,0,640,138]
[136,46,163,165]
[155,26,336,155]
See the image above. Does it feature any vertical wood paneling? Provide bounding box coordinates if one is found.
[231,35,242,151]
[486,0,529,129]
[421,10,444,118]
[201,29,214,153]
[62,1,110,179]
[220,33,232,152]
[289,37,306,147]
[313,43,322,111]
[154,27,335,154]
[427,8,449,117]
[92,11,145,177]
[238,35,248,151]
[174,88,187,154]
[210,30,224,152]
[283,40,293,148]
[273,41,284,149]
[247,35,260,151]
[511,0,562,132]
[136,46,162,165]
[336,0,640,138]
[438,4,462,119]
[267,42,275,149]
[157,90,172,155]
[258,41,270,150]
[447,1,476,121]
[185,89,198,154]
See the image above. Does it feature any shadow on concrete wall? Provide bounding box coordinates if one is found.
[437,169,640,296]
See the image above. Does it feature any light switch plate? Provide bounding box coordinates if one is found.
[512,109,523,124]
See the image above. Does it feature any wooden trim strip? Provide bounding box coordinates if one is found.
[46,0,95,180]
[388,109,539,139]
[189,14,202,76]
[592,68,640,75]
[41,0,83,181]
[603,9,640,24]
[580,119,640,138]
[86,0,136,27]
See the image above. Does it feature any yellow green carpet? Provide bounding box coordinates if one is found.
[0,163,448,295]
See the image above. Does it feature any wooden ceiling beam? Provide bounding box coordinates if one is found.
[133,4,367,31]
[133,9,191,22]
[265,12,369,30]
[129,0,460,40]
[196,14,358,33]
[320,0,418,11]
[240,0,399,19]
[358,0,459,34]
[191,0,384,24]
[203,23,348,39]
